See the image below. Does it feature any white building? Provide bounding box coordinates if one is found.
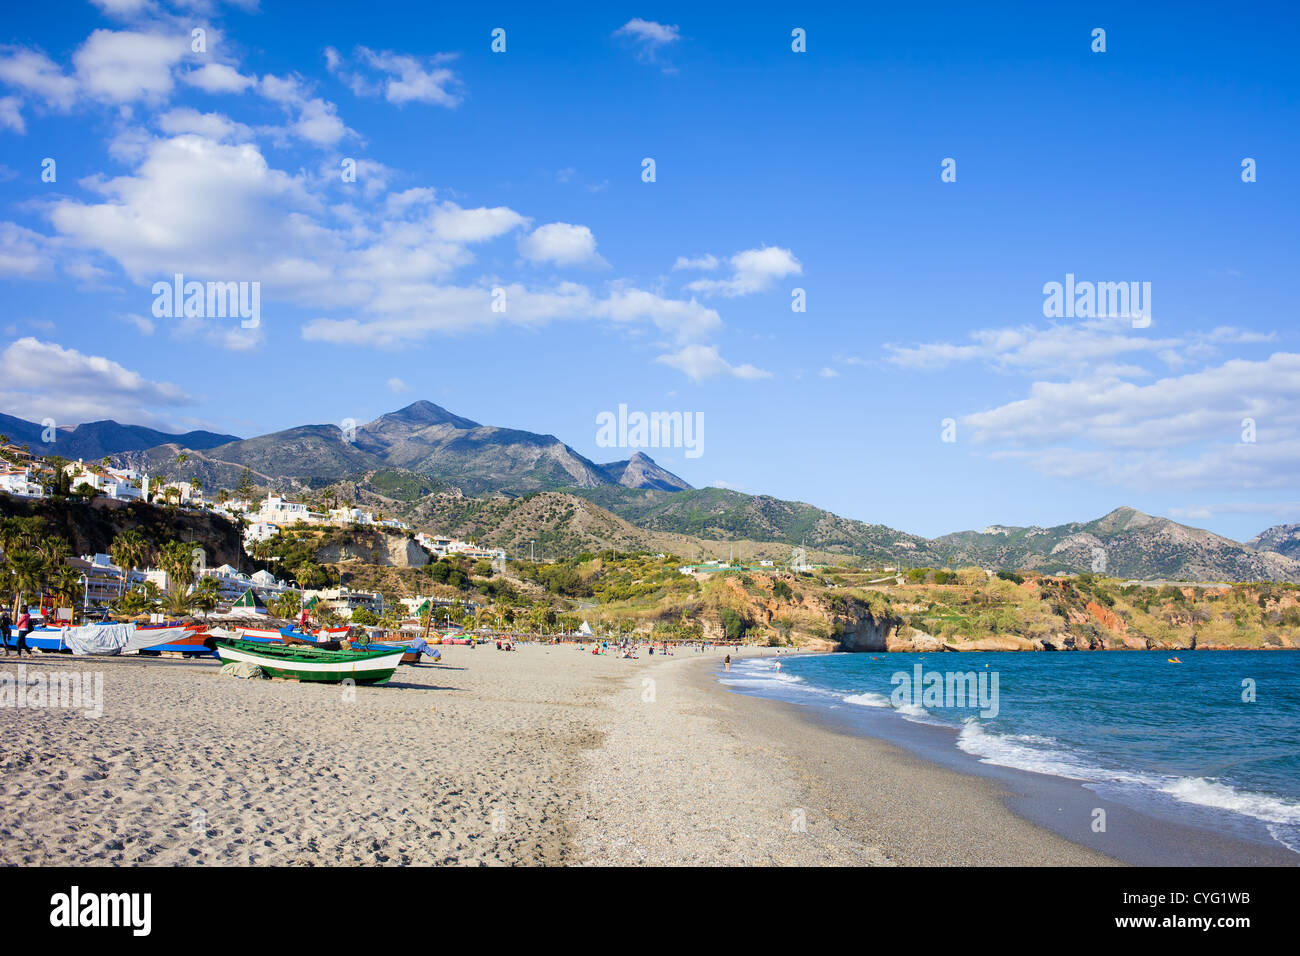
[329,506,374,526]
[159,480,204,505]
[65,463,142,501]
[252,494,320,526]
[244,522,280,545]
[0,468,45,497]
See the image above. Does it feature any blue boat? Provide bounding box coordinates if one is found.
[3,626,67,652]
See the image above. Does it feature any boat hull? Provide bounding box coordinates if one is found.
[213,639,404,684]
[4,626,67,652]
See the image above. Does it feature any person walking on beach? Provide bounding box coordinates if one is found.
[14,605,32,657]
[724,653,731,672]
[0,608,10,655]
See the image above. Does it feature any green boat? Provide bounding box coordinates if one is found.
[212,638,406,684]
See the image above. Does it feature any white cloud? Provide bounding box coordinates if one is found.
[30,124,734,365]
[181,62,256,94]
[328,47,463,108]
[169,310,265,352]
[49,133,324,286]
[73,30,189,103]
[614,19,682,62]
[358,48,462,107]
[655,344,771,382]
[0,95,24,133]
[887,317,1185,375]
[519,222,606,267]
[0,223,55,279]
[302,282,723,349]
[964,353,1300,449]
[258,73,352,146]
[88,0,155,16]
[673,254,718,271]
[960,352,1300,491]
[118,312,155,335]
[1169,502,1300,522]
[0,337,193,426]
[430,202,528,243]
[686,245,802,297]
[0,46,79,110]
[157,107,253,141]
[387,377,409,393]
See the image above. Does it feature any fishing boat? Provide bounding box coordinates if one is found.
[211,638,405,684]
[278,625,351,642]
[6,625,67,652]
[236,625,286,643]
[135,624,216,658]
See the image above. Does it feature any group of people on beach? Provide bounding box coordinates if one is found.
[0,606,33,656]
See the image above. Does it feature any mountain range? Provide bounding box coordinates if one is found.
[3,402,1299,583]
[109,400,692,497]
[0,412,238,461]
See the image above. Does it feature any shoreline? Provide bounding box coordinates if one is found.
[5,644,1295,866]
[699,651,1300,866]
[578,649,1115,865]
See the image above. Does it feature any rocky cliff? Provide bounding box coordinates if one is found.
[313,529,430,568]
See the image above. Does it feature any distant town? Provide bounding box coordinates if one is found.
[0,440,506,620]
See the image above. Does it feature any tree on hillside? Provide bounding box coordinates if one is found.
[110,531,150,597]
[236,468,256,499]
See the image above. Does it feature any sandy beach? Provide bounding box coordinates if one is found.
[1,644,1117,866]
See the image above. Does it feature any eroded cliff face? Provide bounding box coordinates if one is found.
[837,606,899,652]
[314,531,429,568]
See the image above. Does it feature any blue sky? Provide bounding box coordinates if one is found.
[1,1,1297,542]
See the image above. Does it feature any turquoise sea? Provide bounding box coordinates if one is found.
[720,650,1300,857]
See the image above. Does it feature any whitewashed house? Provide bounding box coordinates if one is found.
[244,522,280,545]
[0,468,45,497]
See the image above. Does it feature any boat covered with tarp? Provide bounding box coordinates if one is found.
[60,622,193,656]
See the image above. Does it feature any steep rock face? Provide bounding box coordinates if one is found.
[838,606,900,651]
[314,531,429,568]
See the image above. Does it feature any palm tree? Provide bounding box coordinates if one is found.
[192,577,220,619]
[160,587,195,618]
[8,550,45,614]
[157,540,198,595]
[37,536,70,566]
[52,565,82,611]
[110,530,149,597]
[275,589,301,619]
